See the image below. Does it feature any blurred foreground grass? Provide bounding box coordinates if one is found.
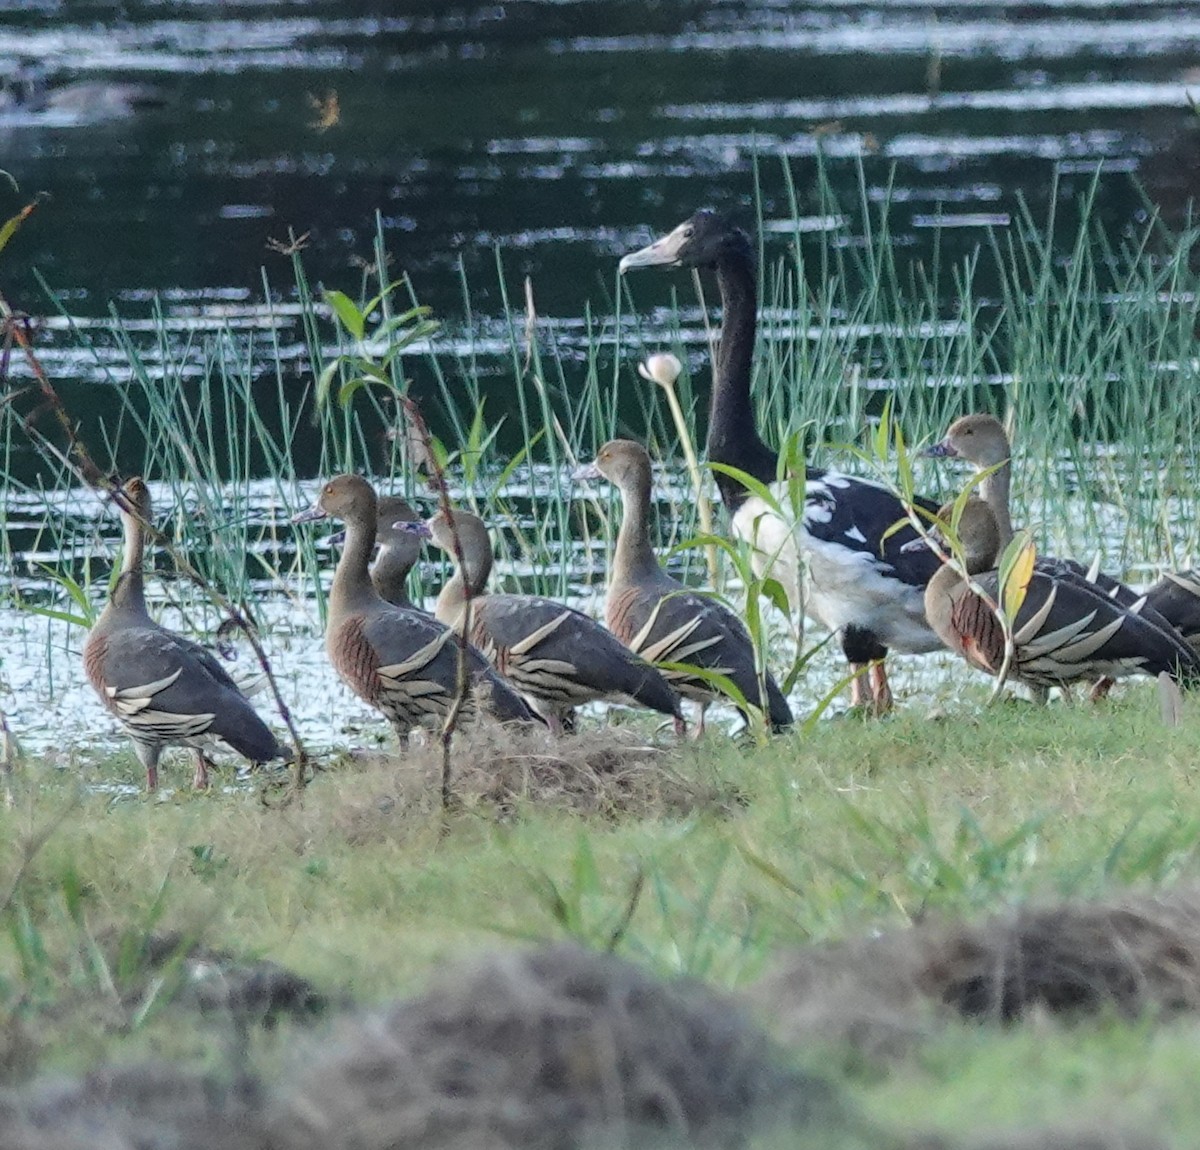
[4,686,1200,1144]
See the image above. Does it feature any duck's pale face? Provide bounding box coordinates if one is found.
[942,415,1010,468]
[118,477,153,521]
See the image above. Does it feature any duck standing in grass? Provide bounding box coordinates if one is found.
[925,413,1141,597]
[926,412,1200,695]
[294,476,536,746]
[574,439,792,734]
[901,498,1200,695]
[620,210,944,714]
[83,477,288,791]
[413,509,685,735]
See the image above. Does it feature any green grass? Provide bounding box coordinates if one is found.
[5,689,1200,1144]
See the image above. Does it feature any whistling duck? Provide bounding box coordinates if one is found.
[371,495,424,610]
[412,509,684,735]
[293,476,536,745]
[927,412,1200,693]
[1145,570,1200,654]
[82,477,288,791]
[923,413,1145,596]
[574,439,792,734]
[620,210,943,715]
[902,498,1200,694]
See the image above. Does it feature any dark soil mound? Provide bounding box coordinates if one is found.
[751,886,1200,1058]
[266,943,840,1149]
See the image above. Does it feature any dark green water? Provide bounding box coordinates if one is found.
[2,0,1199,482]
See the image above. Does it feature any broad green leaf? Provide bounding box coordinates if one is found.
[657,662,752,714]
[759,576,790,617]
[361,282,419,325]
[0,199,38,258]
[490,432,543,497]
[22,606,91,628]
[707,463,787,517]
[390,318,441,351]
[323,289,365,340]
[337,376,372,407]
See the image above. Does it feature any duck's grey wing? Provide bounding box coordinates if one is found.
[479,595,681,719]
[1146,570,1200,651]
[86,625,285,761]
[353,607,535,729]
[608,582,791,729]
[976,571,1200,687]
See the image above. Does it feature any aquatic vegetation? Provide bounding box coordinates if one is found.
[4,163,1200,755]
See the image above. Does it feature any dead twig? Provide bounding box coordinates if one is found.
[399,395,470,821]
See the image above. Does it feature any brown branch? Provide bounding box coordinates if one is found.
[0,293,311,792]
[399,394,470,820]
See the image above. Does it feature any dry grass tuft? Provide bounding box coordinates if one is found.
[744,931,936,1063]
[751,887,1200,1058]
[332,723,737,833]
[0,1064,262,1150]
[919,887,1200,1022]
[266,943,840,1150]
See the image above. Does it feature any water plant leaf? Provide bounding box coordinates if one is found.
[490,431,543,497]
[323,289,365,340]
[315,360,341,407]
[336,376,374,407]
[658,661,752,716]
[0,195,43,258]
[361,283,417,327]
[707,463,786,516]
[759,575,791,617]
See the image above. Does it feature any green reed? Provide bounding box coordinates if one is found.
[6,156,1200,654]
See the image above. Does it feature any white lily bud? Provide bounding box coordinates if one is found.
[637,352,683,390]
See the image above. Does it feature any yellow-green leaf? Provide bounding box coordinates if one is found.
[1001,533,1036,622]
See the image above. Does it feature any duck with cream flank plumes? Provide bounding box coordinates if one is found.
[924,414,1144,604]
[414,509,685,735]
[83,478,289,791]
[925,413,1200,698]
[294,476,537,746]
[901,498,1200,694]
[574,439,792,734]
[620,210,943,715]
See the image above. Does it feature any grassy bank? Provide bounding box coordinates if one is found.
[5,686,1200,1144]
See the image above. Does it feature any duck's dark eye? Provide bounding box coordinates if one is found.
[683,227,694,239]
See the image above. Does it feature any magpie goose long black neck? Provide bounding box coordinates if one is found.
[708,245,779,512]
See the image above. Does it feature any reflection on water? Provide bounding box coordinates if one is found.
[2,0,1197,316]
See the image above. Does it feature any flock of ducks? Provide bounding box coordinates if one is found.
[80,210,1200,791]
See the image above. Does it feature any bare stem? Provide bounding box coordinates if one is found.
[399,395,469,819]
